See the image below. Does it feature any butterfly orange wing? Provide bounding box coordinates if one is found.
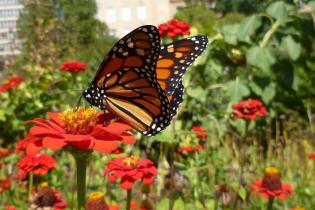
[156,36,208,118]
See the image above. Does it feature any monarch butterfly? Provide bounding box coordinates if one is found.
[83,25,208,136]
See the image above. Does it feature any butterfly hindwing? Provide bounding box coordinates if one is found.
[156,36,208,96]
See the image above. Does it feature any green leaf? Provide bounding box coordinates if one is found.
[237,15,261,43]
[186,86,207,102]
[238,186,247,200]
[173,198,185,210]
[227,80,250,102]
[262,83,276,104]
[246,46,275,71]
[266,1,288,23]
[222,24,239,44]
[156,198,169,210]
[280,35,301,61]
[308,1,315,10]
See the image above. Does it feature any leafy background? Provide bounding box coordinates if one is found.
[1,0,315,209]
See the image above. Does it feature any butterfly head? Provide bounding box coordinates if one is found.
[82,85,106,110]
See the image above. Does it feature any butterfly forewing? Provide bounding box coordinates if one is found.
[83,25,172,136]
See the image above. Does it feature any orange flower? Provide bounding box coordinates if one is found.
[17,153,56,178]
[290,207,305,210]
[251,167,293,199]
[104,156,157,190]
[25,108,135,154]
[60,61,87,72]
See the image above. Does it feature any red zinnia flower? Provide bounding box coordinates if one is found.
[104,156,157,190]
[0,76,23,92]
[17,153,56,178]
[86,192,108,210]
[60,61,87,72]
[4,205,16,210]
[0,176,11,192]
[232,99,267,120]
[0,148,12,158]
[251,167,293,199]
[29,184,67,210]
[158,19,191,38]
[192,126,207,141]
[25,107,135,155]
[308,153,315,160]
[178,145,204,153]
[108,201,146,210]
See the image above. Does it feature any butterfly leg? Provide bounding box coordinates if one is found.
[103,108,107,127]
[75,95,83,111]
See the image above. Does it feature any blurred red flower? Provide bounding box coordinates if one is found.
[104,156,157,190]
[192,126,207,141]
[0,76,23,92]
[108,201,146,210]
[232,99,267,120]
[0,176,11,192]
[17,153,56,178]
[251,167,293,199]
[178,145,204,153]
[111,147,124,155]
[290,207,304,210]
[308,154,315,160]
[86,192,108,210]
[158,19,191,38]
[24,107,135,155]
[16,137,29,155]
[29,184,67,210]
[60,61,87,72]
[4,205,16,210]
[108,204,121,210]
[0,148,12,158]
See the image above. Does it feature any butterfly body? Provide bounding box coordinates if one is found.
[83,25,208,136]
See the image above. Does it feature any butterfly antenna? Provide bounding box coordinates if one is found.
[75,95,83,111]
[103,108,107,127]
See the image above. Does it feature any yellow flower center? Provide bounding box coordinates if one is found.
[292,207,305,210]
[264,167,279,176]
[59,107,98,134]
[39,181,49,187]
[123,155,140,167]
[88,192,105,202]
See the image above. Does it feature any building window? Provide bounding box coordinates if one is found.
[121,7,131,21]
[106,9,116,23]
[136,5,146,20]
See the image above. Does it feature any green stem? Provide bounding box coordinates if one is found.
[75,155,88,210]
[266,197,274,210]
[260,21,280,48]
[28,172,33,201]
[126,189,132,210]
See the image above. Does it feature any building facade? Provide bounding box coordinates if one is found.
[96,0,185,37]
[0,0,22,56]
